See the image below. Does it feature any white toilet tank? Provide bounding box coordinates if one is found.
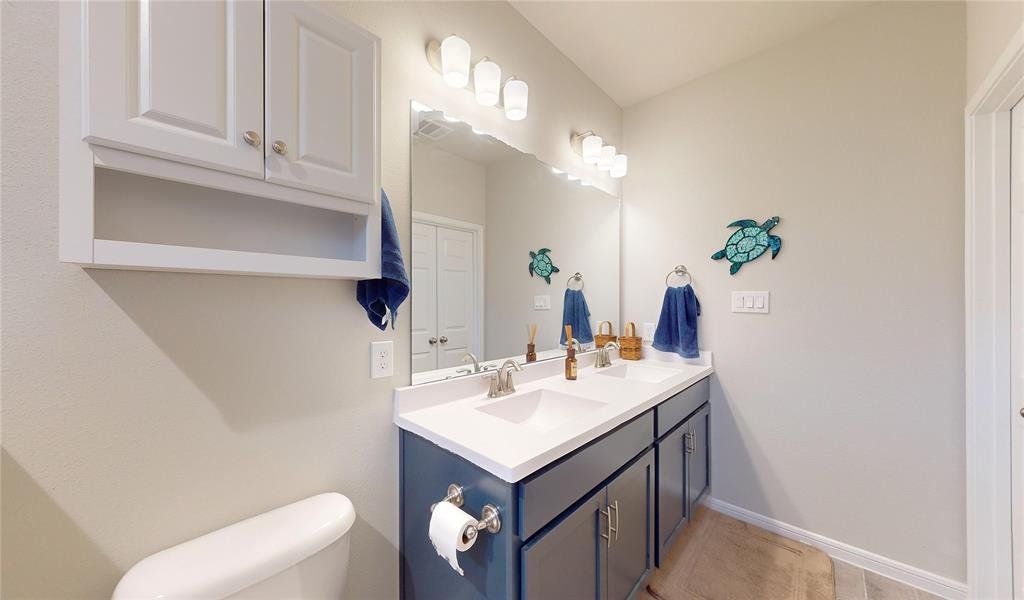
[112,493,356,600]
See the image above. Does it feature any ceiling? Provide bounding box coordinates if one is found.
[511,1,865,107]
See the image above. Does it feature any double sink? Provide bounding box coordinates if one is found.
[474,362,680,433]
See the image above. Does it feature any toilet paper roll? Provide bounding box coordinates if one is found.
[429,501,478,576]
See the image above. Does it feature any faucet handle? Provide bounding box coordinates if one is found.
[487,374,501,398]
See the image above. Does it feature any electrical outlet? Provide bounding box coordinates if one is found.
[643,322,656,342]
[370,341,394,378]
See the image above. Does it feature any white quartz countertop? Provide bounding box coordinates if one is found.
[393,349,714,482]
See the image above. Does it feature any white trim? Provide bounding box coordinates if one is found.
[704,497,968,600]
[411,211,485,358]
[965,24,1024,600]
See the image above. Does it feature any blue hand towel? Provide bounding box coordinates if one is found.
[357,191,409,330]
[653,285,702,359]
[559,288,594,347]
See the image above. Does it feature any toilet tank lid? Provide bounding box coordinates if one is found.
[112,492,356,600]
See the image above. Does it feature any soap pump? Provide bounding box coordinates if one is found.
[564,325,578,380]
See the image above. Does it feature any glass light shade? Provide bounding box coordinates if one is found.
[441,35,471,88]
[474,60,501,106]
[582,135,603,164]
[610,154,628,178]
[598,145,616,171]
[504,79,529,121]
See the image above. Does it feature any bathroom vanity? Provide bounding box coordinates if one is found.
[395,351,712,600]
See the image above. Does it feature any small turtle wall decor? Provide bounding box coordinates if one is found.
[528,248,560,284]
[711,216,782,275]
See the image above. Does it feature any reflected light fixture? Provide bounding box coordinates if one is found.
[440,35,471,88]
[567,173,580,181]
[410,100,434,113]
[598,145,616,171]
[503,78,529,121]
[611,154,628,178]
[582,135,603,165]
[551,167,564,174]
[474,59,501,106]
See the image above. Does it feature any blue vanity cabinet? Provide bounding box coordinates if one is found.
[654,378,711,567]
[521,449,654,600]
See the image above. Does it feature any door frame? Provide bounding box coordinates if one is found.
[965,25,1024,600]
[412,211,485,358]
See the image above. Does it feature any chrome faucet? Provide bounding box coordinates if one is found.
[595,341,620,368]
[488,359,524,398]
[461,352,481,372]
[567,338,583,353]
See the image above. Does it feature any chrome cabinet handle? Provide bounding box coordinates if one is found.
[598,503,610,544]
[428,337,438,345]
[611,500,619,541]
[272,140,288,155]
[243,130,261,147]
[684,431,695,454]
[439,336,449,344]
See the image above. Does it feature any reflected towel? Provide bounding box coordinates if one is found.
[356,191,409,330]
[559,289,594,347]
[653,285,701,359]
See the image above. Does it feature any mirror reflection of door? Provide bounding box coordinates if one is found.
[411,218,480,374]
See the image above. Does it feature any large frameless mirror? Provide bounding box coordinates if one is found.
[409,102,621,384]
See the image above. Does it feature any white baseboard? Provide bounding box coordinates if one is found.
[703,497,968,600]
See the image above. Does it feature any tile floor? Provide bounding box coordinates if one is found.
[833,559,942,600]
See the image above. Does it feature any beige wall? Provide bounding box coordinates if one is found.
[622,1,966,581]
[0,2,621,599]
[484,155,620,359]
[411,142,487,226]
[966,0,1024,99]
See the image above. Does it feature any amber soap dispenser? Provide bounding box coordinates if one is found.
[564,325,578,380]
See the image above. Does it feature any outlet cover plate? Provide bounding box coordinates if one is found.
[370,341,394,378]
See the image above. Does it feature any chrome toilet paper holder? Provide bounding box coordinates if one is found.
[429,483,501,537]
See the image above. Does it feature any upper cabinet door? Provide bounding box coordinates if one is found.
[265,1,380,204]
[84,0,264,177]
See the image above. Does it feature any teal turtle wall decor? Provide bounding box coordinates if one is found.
[711,217,782,275]
[528,248,560,284]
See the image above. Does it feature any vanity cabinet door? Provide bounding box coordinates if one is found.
[265,0,379,203]
[606,449,654,600]
[686,404,711,516]
[656,426,687,566]
[521,495,606,600]
[83,0,264,177]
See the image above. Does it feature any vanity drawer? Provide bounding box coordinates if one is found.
[518,412,654,540]
[655,377,710,438]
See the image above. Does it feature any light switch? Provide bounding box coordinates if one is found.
[533,295,551,310]
[732,291,770,314]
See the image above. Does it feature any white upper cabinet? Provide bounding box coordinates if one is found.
[84,0,265,177]
[265,2,379,204]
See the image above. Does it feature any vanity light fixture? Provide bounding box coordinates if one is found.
[566,173,580,181]
[611,154,628,178]
[551,167,564,174]
[581,134,603,165]
[598,145,616,171]
[503,78,529,121]
[440,35,471,88]
[474,58,501,106]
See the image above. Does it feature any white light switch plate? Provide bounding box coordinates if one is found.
[533,295,551,310]
[370,341,394,378]
[732,291,770,314]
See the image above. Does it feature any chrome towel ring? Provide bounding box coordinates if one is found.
[665,265,693,287]
[567,272,584,290]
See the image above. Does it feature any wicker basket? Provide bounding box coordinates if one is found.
[594,321,617,348]
[619,322,642,360]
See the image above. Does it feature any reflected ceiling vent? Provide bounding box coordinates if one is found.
[413,111,453,141]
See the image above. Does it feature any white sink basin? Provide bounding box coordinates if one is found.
[595,363,678,383]
[476,389,608,432]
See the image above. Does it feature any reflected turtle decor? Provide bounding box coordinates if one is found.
[711,216,782,275]
[528,248,560,284]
